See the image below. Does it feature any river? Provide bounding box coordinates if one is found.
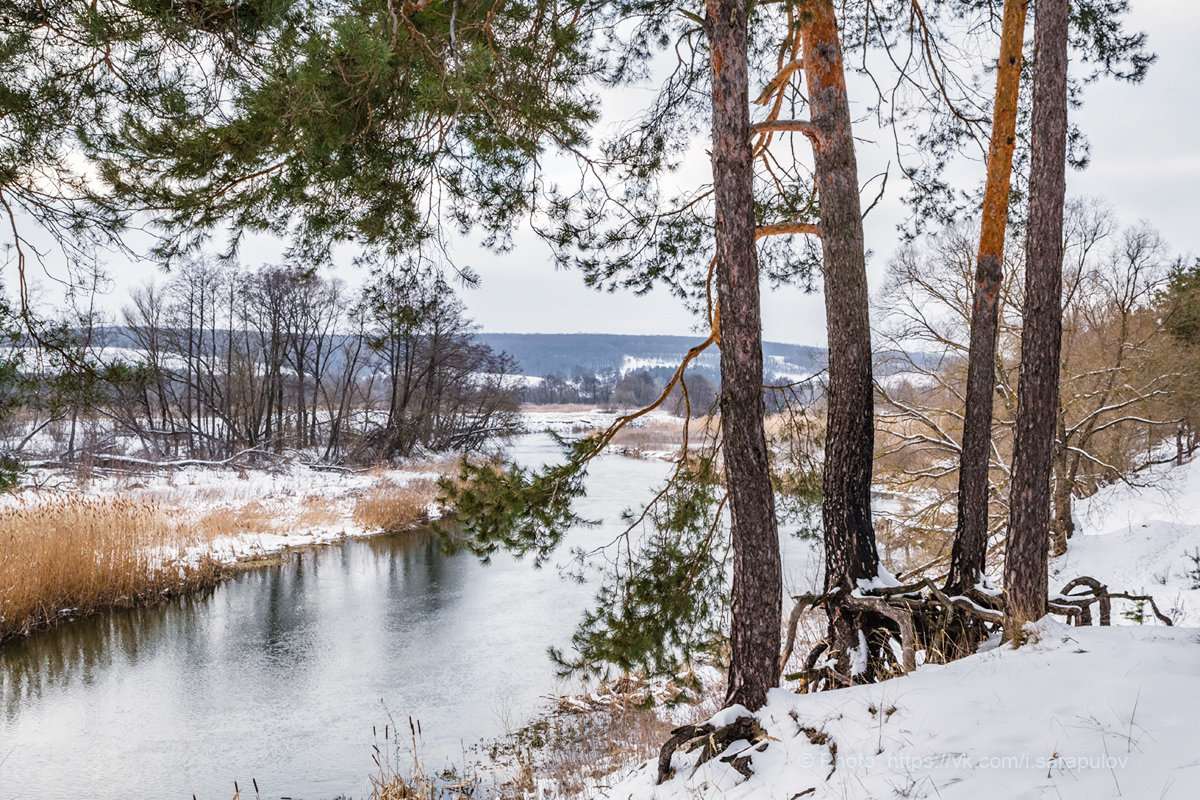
[0,434,820,799]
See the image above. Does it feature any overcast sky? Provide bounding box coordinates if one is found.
[457,1,1200,346]
[9,2,1199,348]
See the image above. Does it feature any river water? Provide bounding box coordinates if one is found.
[0,434,820,800]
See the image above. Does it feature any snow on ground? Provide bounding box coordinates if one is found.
[4,409,680,569]
[621,355,701,375]
[1052,455,1200,626]
[521,407,680,436]
[470,371,544,389]
[767,370,815,384]
[600,458,1200,800]
[608,620,1200,800]
[522,408,624,435]
[876,370,941,391]
[3,455,444,568]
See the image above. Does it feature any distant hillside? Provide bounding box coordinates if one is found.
[86,327,930,387]
[478,333,828,383]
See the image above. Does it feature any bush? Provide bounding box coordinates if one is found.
[1187,549,1200,591]
[0,453,21,492]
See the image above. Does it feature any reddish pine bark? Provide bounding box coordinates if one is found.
[946,0,1029,596]
[803,0,879,594]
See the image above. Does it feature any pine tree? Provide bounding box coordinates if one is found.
[945,0,1028,599]
[93,1,601,266]
[1162,261,1200,347]
[789,0,888,678]
[1005,0,1071,626]
[706,0,781,711]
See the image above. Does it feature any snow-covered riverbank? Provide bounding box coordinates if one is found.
[614,620,1199,800]
[3,457,443,567]
[598,457,1200,800]
[2,409,666,569]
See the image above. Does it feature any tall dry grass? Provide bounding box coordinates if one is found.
[353,480,437,533]
[369,720,474,800]
[1,467,441,642]
[369,690,697,800]
[0,497,222,641]
[189,500,280,538]
[578,415,718,457]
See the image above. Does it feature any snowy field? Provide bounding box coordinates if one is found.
[521,406,680,434]
[601,457,1200,800]
[613,621,1198,800]
[2,457,443,567]
[0,409,680,569]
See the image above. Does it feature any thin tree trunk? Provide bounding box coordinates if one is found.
[804,0,878,594]
[946,0,1029,596]
[707,0,781,712]
[1050,408,1072,556]
[1005,0,1070,625]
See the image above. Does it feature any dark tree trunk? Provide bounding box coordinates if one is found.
[804,0,878,594]
[1050,409,1073,557]
[1005,0,1070,625]
[706,0,782,712]
[800,1,890,679]
[946,0,1028,597]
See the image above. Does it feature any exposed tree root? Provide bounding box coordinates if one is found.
[784,575,1174,693]
[655,576,1175,787]
[655,716,767,784]
[779,591,834,680]
[781,583,1000,690]
[1049,576,1174,626]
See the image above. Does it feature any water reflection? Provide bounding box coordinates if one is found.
[2,592,214,720]
[0,437,675,800]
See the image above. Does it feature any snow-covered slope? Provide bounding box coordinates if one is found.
[609,620,1199,800]
[602,459,1200,800]
[1052,456,1200,626]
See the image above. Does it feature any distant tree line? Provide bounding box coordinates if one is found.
[0,263,521,465]
[522,367,718,415]
[523,370,618,406]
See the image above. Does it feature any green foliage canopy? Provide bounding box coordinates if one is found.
[81,0,602,266]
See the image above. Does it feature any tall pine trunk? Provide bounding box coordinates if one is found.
[1005,0,1070,625]
[804,0,878,594]
[707,0,782,712]
[946,0,1029,597]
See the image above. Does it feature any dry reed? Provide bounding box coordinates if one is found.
[0,496,222,641]
[370,718,473,800]
[368,693,689,800]
[190,500,280,538]
[353,480,437,533]
[478,672,717,800]
[580,415,717,456]
[1,465,442,643]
